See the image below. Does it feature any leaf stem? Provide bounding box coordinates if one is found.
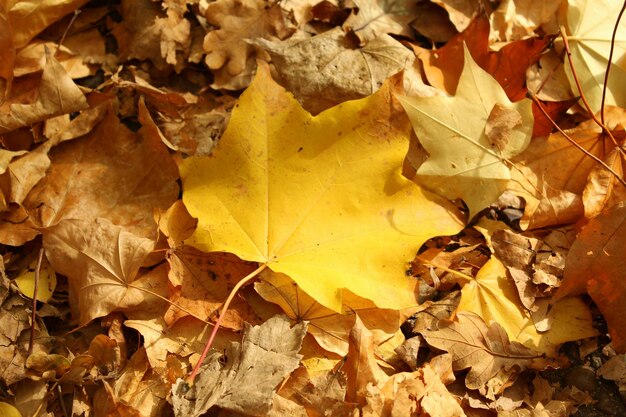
[187,263,268,384]
[28,247,45,356]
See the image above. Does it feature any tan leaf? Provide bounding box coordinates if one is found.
[421,311,541,391]
[485,104,523,152]
[42,218,160,324]
[490,0,562,41]
[0,50,88,134]
[342,0,418,43]
[254,28,416,114]
[171,315,306,417]
[431,0,480,32]
[345,315,389,407]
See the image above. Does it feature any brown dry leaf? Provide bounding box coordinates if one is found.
[598,355,626,394]
[582,144,626,218]
[0,50,88,134]
[42,218,164,324]
[411,1,458,43]
[431,0,480,32]
[255,271,417,356]
[0,294,39,386]
[0,4,15,94]
[421,311,541,392]
[255,28,416,114]
[485,104,523,152]
[165,247,259,329]
[43,98,109,144]
[4,0,88,50]
[557,202,626,352]
[0,206,38,246]
[171,315,306,417]
[203,0,296,90]
[24,106,179,239]
[95,348,169,417]
[345,315,389,407]
[124,316,238,371]
[157,200,197,249]
[342,0,418,43]
[110,0,190,71]
[508,127,614,230]
[362,364,466,417]
[490,0,562,41]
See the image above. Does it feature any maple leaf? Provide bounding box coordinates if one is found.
[556,202,626,352]
[457,256,597,355]
[421,311,541,393]
[180,63,463,313]
[398,44,534,219]
[564,0,626,111]
[171,315,306,417]
[42,218,166,324]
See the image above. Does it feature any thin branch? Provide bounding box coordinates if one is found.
[530,93,626,188]
[601,1,626,124]
[28,248,45,356]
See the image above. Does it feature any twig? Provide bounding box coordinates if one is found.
[530,93,626,188]
[54,9,81,57]
[187,263,268,384]
[601,1,626,124]
[28,248,45,356]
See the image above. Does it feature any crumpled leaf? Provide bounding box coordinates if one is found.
[399,44,533,218]
[421,311,541,392]
[181,63,463,313]
[255,28,418,114]
[171,315,306,417]
[362,364,466,417]
[564,0,626,111]
[342,0,418,43]
[556,201,626,352]
[0,50,88,134]
[42,218,161,324]
[202,0,295,89]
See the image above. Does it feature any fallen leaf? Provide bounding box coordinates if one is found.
[399,44,533,218]
[490,0,561,41]
[362,364,466,417]
[42,218,162,324]
[14,254,56,303]
[342,0,418,43]
[0,49,88,134]
[255,271,416,356]
[5,0,88,50]
[171,315,306,417]
[431,0,479,32]
[507,123,618,230]
[181,63,463,313]
[582,144,626,218]
[421,311,540,392]
[345,315,389,407]
[255,28,416,114]
[564,0,626,111]
[457,256,596,354]
[0,402,21,417]
[557,201,626,352]
[24,106,179,239]
[202,0,296,89]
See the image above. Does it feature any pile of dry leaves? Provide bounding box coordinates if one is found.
[1,0,626,416]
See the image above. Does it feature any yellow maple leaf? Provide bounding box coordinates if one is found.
[180,63,463,313]
[397,44,533,219]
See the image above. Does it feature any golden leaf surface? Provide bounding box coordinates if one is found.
[180,64,463,312]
